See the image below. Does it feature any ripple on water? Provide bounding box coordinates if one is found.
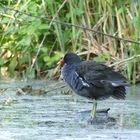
[0,80,140,140]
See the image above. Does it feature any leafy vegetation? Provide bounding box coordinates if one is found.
[0,0,140,83]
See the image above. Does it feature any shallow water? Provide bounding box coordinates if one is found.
[0,80,140,140]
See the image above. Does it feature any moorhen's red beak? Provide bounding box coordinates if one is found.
[57,58,64,66]
[60,58,65,66]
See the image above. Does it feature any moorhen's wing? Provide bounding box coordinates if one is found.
[75,61,127,88]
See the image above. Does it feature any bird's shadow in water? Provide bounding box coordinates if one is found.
[78,108,116,125]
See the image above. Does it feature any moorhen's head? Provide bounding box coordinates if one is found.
[60,52,81,66]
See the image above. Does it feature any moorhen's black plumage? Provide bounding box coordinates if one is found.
[60,52,128,119]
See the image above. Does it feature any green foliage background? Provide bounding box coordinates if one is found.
[0,0,140,83]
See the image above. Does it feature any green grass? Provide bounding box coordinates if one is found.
[0,0,140,82]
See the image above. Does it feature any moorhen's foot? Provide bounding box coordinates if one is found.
[78,108,110,114]
[91,108,110,119]
[88,108,116,124]
[78,108,111,122]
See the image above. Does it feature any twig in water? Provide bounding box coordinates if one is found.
[45,84,67,93]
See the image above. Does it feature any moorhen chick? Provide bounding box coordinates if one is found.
[60,52,128,119]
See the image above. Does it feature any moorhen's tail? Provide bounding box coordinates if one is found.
[112,86,126,99]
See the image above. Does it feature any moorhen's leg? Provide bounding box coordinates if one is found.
[91,99,97,119]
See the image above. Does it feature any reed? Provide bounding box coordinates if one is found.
[0,0,139,82]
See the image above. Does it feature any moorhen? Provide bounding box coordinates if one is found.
[60,52,128,119]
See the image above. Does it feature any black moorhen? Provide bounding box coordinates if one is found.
[60,52,128,119]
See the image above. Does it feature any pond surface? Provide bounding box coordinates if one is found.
[0,80,140,140]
